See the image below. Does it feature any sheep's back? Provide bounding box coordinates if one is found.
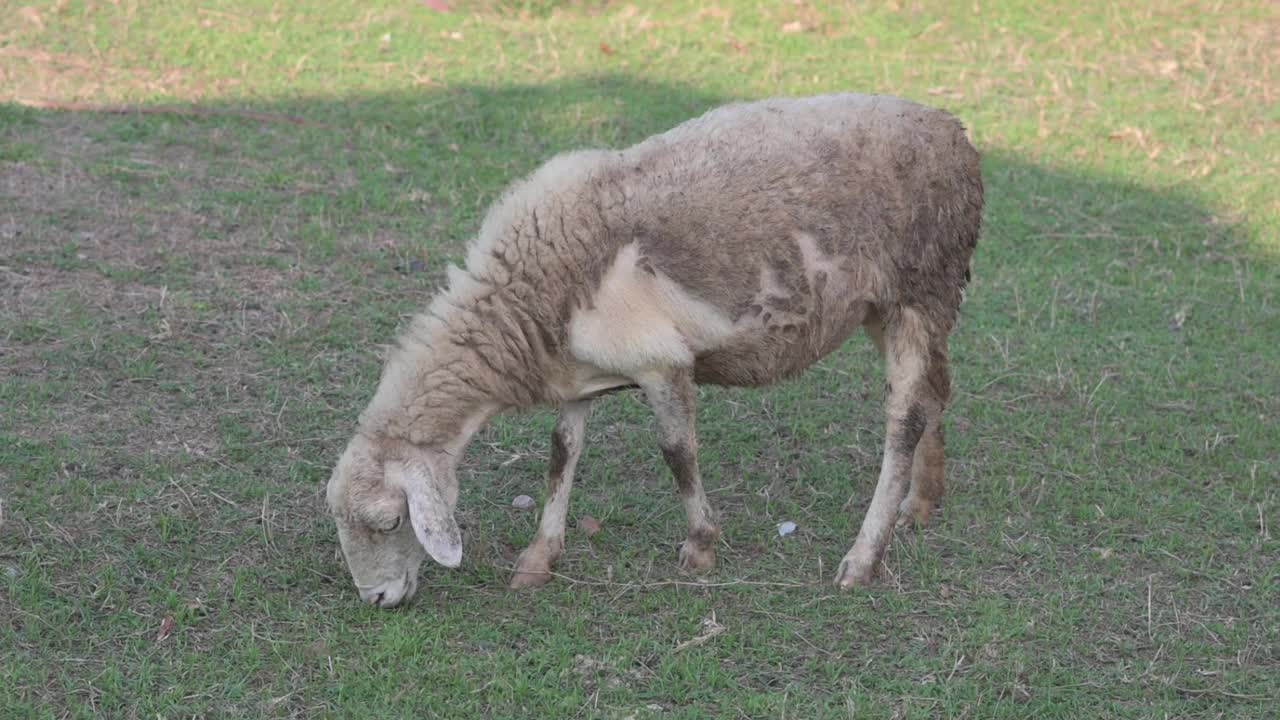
[612,93,983,331]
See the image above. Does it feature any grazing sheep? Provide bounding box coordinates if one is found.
[327,93,983,608]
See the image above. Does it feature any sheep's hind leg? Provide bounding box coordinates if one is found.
[638,367,720,573]
[511,400,591,589]
[898,349,949,528]
[835,308,935,588]
[898,414,945,527]
[867,309,948,529]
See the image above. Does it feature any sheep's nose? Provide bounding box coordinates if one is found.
[357,585,390,606]
[357,573,413,608]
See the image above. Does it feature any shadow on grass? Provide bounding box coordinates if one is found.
[2,69,1268,530]
[1,72,1275,718]
[3,72,1258,266]
[1,70,1269,557]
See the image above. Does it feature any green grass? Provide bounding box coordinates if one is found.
[1,1,1277,718]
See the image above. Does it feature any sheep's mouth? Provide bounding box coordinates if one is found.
[376,569,416,609]
[398,571,418,606]
[353,568,417,608]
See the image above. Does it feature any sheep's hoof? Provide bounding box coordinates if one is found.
[833,556,875,590]
[678,540,716,573]
[896,496,936,528]
[509,568,554,590]
[510,545,556,590]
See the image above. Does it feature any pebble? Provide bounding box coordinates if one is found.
[777,520,797,537]
[511,494,535,510]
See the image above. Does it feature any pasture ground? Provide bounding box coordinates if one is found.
[1,1,1277,717]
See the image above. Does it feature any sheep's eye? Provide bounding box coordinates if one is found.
[378,516,402,533]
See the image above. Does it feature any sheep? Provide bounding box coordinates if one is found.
[326,93,984,608]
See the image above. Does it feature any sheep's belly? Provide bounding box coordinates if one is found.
[568,240,872,388]
[567,294,871,390]
[692,300,872,387]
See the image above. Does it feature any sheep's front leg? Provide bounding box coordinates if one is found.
[511,399,591,589]
[638,368,720,572]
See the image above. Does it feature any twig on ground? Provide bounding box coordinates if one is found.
[495,563,811,590]
[674,611,727,652]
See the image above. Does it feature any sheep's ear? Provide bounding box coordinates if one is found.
[391,462,463,568]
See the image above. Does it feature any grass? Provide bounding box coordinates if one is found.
[1,1,1277,717]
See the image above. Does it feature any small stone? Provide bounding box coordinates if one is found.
[777,520,797,537]
[155,615,175,642]
[512,495,535,510]
[579,516,601,536]
[396,258,427,274]
[3,566,17,581]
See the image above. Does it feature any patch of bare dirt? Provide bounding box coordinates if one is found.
[0,114,377,624]
[0,114,396,466]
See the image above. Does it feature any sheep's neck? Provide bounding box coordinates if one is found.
[362,268,571,454]
[357,338,500,450]
[438,283,569,406]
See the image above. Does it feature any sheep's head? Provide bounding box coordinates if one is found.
[326,433,462,608]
